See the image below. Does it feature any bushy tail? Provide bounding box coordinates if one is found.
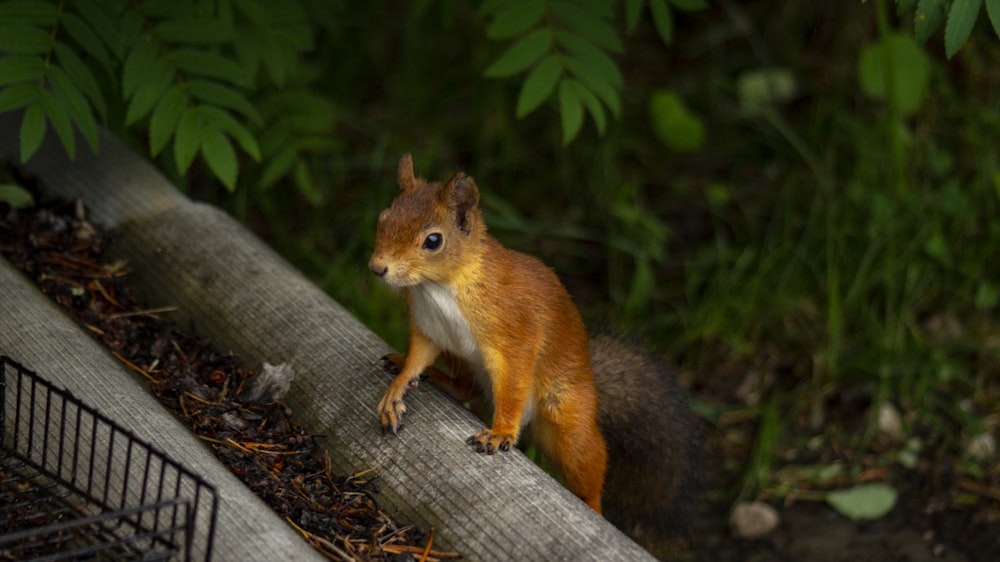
[590,334,703,560]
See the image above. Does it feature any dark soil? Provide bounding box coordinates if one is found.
[0,199,455,561]
[3,197,999,562]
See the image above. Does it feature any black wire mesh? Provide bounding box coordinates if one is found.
[1,356,218,561]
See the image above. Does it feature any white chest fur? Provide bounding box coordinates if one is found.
[409,282,481,363]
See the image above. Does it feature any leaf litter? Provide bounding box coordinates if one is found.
[0,197,457,562]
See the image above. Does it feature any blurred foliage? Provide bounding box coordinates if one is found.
[3,0,999,515]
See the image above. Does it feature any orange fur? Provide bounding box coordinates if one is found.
[370,154,607,511]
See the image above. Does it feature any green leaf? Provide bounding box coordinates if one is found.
[826,483,898,520]
[200,126,238,190]
[0,24,51,54]
[174,107,202,174]
[73,0,122,56]
[552,1,623,53]
[149,84,187,156]
[171,49,249,87]
[897,0,920,13]
[564,56,621,116]
[945,0,983,58]
[259,142,299,189]
[0,183,34,208]
[649,89,705,152]
[114,10,145,59]
[292,159,320,204]
[122,36,160,99]
[0,56,46,85]
[649,0,674,45]
[924,228,951,264]
[668,0,709,11]
[915,0,949,44]
[47,65,99,153]
[60,12,113,71]
[515,54,562,117]
[487,0,545,39]
[555,30,623,87]
[975,281,999,309]
[0,83,39,112]
[565,78,606,134]
[187,79,262,125]
[987,0,1000,36]
[558,79,584,144]
[857,33,930,115]
[625,0,644,33]
[199,105,261,161]
[19,100,46,162]
[0,1,58,25]
[41,90,76,160]
[484,28,552,77]
[155,17,235,44]
[53,43,107,120]
[125,58,174,125]
[140,0,194,19]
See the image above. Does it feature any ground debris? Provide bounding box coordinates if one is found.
[1,199,441,561]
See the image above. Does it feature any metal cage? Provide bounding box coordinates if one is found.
[1,356,218,561]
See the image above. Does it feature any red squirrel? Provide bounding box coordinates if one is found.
[370,154,701,558]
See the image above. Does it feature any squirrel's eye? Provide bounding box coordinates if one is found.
[422,233,443,250]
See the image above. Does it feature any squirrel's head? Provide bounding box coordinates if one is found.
[369,153,484,287]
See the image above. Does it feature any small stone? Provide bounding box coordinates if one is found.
[730,501,780,539]
[966,432,996,461]
[877,402,905,441]
[239,362,295,404]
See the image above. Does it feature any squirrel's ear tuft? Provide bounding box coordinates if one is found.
[398,153,416,192]
[444,172,480,235]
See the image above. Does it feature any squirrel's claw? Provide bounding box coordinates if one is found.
[466,428,514,455]
[376,385,409,435]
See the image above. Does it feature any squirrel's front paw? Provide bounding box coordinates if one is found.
[465,428,514,454]
[376,386,409,435]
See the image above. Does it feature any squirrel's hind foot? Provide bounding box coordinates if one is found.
[466,429,514,454]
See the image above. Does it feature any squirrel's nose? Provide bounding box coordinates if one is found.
[369,259,388,278]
